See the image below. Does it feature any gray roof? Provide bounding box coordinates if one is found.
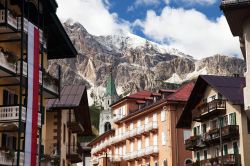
[177,75,245,128]
[46,85,87,109]
[202,75,245,105]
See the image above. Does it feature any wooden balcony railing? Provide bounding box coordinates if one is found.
[192,99,226,122]
[184,135,204,151]
[204,125,239,144]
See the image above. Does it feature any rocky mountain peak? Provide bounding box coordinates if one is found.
[48,21,246,105]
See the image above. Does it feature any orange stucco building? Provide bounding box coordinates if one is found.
[89,83,194,166]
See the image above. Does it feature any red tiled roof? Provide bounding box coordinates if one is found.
[166,82,195,101]
[128,90,152,99]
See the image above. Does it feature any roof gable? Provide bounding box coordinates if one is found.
[177,75,245,128]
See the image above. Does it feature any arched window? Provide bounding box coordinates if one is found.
[104,122,111,132]
[185,159,193,166]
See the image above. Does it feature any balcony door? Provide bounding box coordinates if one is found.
[3,90,18,106]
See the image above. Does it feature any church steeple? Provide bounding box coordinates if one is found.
[99,66,119,135]
[104,66,118,105]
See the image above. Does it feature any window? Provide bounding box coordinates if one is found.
[162,132,166,145]
[211,119,218,129]
[137,120,141,127]
[154,161,158,166]
[153,134,158,146]
[196,152,200,161]
[153,113,157,122]
[145,137,150,147]
[204,150,208,160]
[223,144,228,155]
[202,124,206,134]
[229,113,236,125]
[104,122,111,132]
[185,159,192,165]
[2,134,7,148]
[163,160,167,166]
[196,126,200,135]
[63,160,65,166]
[193,127,197,136]
[145,117,149,124]
[130,142,134,152]
[161,110,166,121]
[3,90,18,106]
[130,122,133,130]
[184,130,191,141]
[63,124,66,144]
[138,139,142,150]
[233,142,239,155]
[223,115,228,127]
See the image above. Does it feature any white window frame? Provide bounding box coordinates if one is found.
[161,110,166,122]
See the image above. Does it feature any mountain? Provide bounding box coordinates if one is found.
[48,21,246,105]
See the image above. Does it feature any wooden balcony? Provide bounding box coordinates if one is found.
[66,145,83,164]
[186,154,241,166]
[192,99,226,122]
[0,9,46,48]
[67,113,84,134]
[204,125,239,145]
[184,135,205,151]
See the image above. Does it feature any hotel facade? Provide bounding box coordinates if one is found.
[89,83,194,166]
[0,0,77,165]
[177,75,250,166]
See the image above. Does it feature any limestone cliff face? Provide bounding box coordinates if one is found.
[48,22,245,103]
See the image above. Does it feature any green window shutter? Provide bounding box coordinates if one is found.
[224,144,228,155]
[233,142,239,155]
[193,127,197,136]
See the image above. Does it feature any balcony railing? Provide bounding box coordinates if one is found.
[0,9,46,48]
[66,145,82,163]
[184,135,205,151]
[204,125,239,143]
[0,10,18,29]
[144,121,158,133]
[110,155,122,162]
[0,150,24,165]
[145,146,159,156]
[196,154,241,166]
[192,99,226,122]
[0,105,41,127]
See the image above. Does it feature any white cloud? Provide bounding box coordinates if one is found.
[181,0,217,5]
[56,0,130,36]
[135,7,241,59]
[135,0,161,6]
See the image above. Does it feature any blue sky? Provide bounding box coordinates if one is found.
[56,0,241,59]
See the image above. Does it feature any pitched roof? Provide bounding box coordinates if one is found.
[177,75,245,128]
[166,82,194,101]
[117,83,194,123]
[46,85,87,109]
[128,90,152,99]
